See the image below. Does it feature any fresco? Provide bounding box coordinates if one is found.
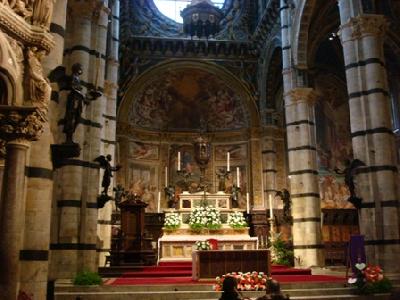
[127,163,158,212]
[129,68,247,131]
[214,143,247,161]
[315,99,354,209]
[129,141,159,160]
[169,145,202,192]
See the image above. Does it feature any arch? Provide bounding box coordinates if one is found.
[118,60,260,131]
[0,31,19,106]
[291,0,317,69]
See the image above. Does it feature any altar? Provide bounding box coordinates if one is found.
[158,191,258,261]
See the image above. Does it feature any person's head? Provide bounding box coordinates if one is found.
[267,279,281,294]
[222,276,237,293]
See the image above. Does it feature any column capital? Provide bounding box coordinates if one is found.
[338,14,388,43]
[284,88,318,106]
[0,106,46,142]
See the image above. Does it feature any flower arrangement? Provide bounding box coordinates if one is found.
[348,263,392,294]
[163,212,181,230]
[195,240,211,250]
[227,211,247,229]
[214,272,269,291]
[189,206,222,231]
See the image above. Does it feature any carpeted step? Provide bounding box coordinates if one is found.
[121,270,192,278]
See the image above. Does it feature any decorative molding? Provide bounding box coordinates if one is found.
[284,88,318,106]
[0,106,46,142]
[0,4,54,52]
[339,15,388,43]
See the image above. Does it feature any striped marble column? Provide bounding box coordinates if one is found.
[97,0,118,266]
[285,88,324,267]
[20,1,68,297]
[51,0,98,278]
[262,137,277,211]
[338,1,400,272]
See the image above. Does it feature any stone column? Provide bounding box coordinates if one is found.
[249,128,264,209]
[285,88,324,267]
[50,0,95,278]
[0,107,45,299]
[262,137,277,210]
[338,1,400,272]
[21,0,68,297]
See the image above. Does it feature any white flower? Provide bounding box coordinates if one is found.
[355,263,366,270]
[348,278,357,284]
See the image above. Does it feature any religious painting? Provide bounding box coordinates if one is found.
[215,165,248,209]
[315,77,353,209]
[129,68,248,132]
[127,163,158,212]
[214,143,247,161]
[129,141,159,160]
[169,145,202,192]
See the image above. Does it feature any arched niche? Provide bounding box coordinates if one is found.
[0,31,19,106]
[118,60,260,132]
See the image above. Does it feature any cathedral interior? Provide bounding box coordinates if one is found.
[0,0,400,299]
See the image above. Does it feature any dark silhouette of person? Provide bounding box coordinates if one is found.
[219,276,249,300]
[256,279,290,300]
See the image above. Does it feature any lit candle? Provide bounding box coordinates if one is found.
[269,194,273,219]
[227,152,230,172]
[165,166,168,187]
[236,167,240,188]
[246,192,250,214]
[157,191,161,213]
[177,151,181,171]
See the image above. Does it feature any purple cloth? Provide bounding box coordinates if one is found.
[349,235,366,273]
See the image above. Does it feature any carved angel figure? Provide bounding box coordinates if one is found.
[335,159,366,209]
[94,154,121,196]
[276,189,292,225]
[32,0,54,29]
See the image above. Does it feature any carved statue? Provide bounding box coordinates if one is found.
[32,0,54,28]
[230,184,240,208]
[49,63,101,144]
[94,154,121,196]
[335,159,366,209]
[216,168,228,192]
[26,47,51,110]
[164,185,177,208]
[276,189,292,225]
[113,184,126,207]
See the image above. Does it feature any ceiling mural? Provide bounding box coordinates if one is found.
[128,68,248,132]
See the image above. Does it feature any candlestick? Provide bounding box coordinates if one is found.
[157,191,161,213]
[165,166,168,187]
[269,194,273,219]
[246,192,250,214]
[177,151,181,171]
[227,152,230,172]
[236,167,240,188]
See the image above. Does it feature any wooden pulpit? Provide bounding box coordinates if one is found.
[110,196,156,265]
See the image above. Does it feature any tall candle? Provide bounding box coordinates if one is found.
[157,191,161,213]
[236,167,240,188]
[177,151,181,171]
[165,166,168,187]
[269,194,273,219]
[227,152,230,172]
[246,192,250,214]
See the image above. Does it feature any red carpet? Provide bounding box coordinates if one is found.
[108,262,344,286]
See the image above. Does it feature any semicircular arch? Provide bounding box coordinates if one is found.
[118,60,260,132]
[0,31,19,106]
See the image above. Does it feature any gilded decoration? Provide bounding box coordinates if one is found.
[128,68,248,132]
